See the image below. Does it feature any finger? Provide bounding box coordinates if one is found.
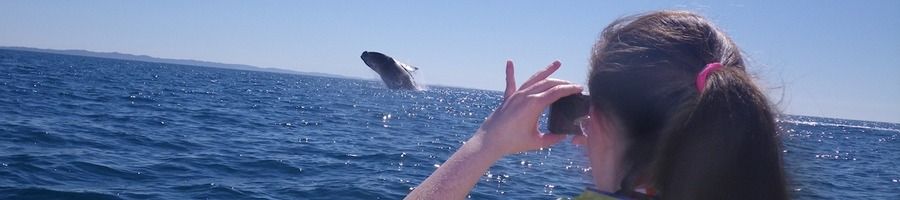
[517,78,572,95]
[532,84,584,105]
[504,60,516,99]
[519,60,561,89]
[537,133,567,148]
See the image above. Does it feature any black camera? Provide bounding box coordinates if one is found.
[548,93,590,134]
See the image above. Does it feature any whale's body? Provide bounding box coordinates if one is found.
[360,51,419,90]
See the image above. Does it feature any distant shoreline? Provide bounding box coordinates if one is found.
[0,46,360,80]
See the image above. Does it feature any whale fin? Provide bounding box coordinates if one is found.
[401,63,419,72]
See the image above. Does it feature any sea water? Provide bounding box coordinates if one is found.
[1,49,898,199]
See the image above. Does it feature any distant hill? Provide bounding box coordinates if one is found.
[0,46,356,79]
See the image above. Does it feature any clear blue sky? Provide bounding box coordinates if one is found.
[2,1,898,123]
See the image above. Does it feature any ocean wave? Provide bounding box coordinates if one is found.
[781,119,900,133]
[0,187,122,200]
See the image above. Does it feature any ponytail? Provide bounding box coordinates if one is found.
[652,67,789,199]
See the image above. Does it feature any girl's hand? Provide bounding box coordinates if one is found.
[405,60,582,200]
[474,60,583,157]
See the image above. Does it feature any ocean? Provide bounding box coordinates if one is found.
[1,49,898,199]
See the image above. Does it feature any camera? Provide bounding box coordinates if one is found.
[548,93,590,134]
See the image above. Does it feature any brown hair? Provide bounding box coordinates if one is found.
[588,11,788,199]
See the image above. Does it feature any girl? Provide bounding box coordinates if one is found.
[406,10,789,200]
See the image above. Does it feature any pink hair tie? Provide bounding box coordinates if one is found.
[695,62,723,92]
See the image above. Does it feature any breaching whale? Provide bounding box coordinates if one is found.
[360,51,419,90]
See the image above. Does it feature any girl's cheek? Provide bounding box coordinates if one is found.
[572,134,587,146]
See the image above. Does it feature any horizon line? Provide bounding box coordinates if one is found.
[2,45,897,125]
